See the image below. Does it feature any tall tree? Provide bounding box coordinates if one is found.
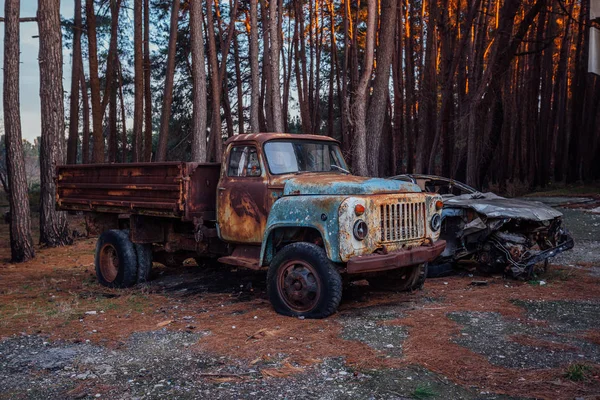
[37,0,71,247]
[143,0,152,161]
[133,0,144,162]
[67,0,82,164]
[86,0,105,163]
[190,0,208,161]
[366,0,398,176]
[268,0,284,132]
[249,0,260,133]
[80,63,91,164]
[156,0,180,162]
[3,0,35,262]
[351,0,377,176]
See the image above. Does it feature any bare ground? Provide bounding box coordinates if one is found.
[1,200,599,400]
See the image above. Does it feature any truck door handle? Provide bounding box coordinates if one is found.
[218,187,226,191]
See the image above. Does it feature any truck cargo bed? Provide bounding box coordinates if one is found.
[56,162,221,220]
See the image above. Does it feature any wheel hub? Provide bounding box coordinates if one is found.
[278,260,321,313]
[99,244,119,283]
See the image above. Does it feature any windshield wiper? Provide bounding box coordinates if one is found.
[331,165,350,174]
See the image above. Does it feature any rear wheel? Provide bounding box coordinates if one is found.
[95,230,138,288]
[267,242,342,319]
[135,243,153,283]
[368,263,428,292]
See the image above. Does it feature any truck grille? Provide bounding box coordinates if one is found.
[379,201,426,242]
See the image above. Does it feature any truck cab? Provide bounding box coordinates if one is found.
[56,133,445,318]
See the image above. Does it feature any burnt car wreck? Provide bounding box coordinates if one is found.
[392,174,574,278]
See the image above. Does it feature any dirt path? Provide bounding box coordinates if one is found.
[1,200,599,399]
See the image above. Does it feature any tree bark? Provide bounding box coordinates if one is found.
[156,0,180,162]
[249,0,260,133]
[67,0,82,164]
[233,31,244,135]
[190,0,208,162]
[118,61,128,163]
[143,0,153,161]
[351,0,376,176]
[269,0,284,132]
[3,0,35,261]
[86,0,105,163]
[132,0,143,162]
[366,0,397,176]
[37,0,71,247]
[80,65,91,165]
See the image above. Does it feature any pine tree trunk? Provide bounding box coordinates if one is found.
[143,0,153,161]
[156,0,180,161]
[190,0,208,162]
[80,65,91,164]
[249,0,260,133]
[3,0,35,262]
[133,0,143,162]
[67,0,82,164]
[233,33,244,135]
[86,0,105,163]
[37,0,71,247]
[366,0,397,176]
[206,0,222,160]
[118,61,128,162]
[351,0,376,176]
[269,0,284,132]
[108,62,118,162]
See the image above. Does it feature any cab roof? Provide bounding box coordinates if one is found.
[224,133,339,146]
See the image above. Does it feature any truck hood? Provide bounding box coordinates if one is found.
[283,173,422,196]
[443,192,563,221]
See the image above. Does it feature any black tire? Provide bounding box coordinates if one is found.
[267,242,342,319]
[135,243,153,283]
[368,263,428,292]
[95,230,138,288]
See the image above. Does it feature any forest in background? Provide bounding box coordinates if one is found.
[2,0,600,262]
[58,0,600,189]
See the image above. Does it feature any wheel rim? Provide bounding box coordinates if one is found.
[277,260,321,313]
[99,243,119,283]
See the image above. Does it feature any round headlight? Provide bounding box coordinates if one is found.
[353,219,368,240]
[430,214,442,232]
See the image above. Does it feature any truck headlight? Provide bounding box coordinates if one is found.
[353,219,368,240]
[430,214,441,231]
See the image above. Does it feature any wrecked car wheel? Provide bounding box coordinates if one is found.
[95,230,138,288]
[368,263,428,291]
[267,242,342,319]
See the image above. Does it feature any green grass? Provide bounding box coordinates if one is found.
[412,385,436,399]
[564,363,592,381]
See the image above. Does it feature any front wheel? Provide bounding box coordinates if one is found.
[267,242,342,319]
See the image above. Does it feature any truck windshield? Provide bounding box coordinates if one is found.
[264,140,349,175]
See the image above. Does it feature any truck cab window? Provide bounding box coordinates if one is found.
[228,146,261,177]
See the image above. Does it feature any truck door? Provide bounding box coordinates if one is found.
[217,144,269,244]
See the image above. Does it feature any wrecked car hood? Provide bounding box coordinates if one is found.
[443,193,563,221]
[283,174,422,196]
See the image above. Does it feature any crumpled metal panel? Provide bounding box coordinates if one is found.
[284,174,422,196]
[443,193,563,221]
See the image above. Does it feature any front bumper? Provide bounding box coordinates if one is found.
[522,231,575,268]
[346,240,446,274]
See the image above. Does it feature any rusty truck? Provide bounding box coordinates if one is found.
[56,133,446,318]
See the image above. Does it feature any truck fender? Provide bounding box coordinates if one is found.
[259,196,346,266]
